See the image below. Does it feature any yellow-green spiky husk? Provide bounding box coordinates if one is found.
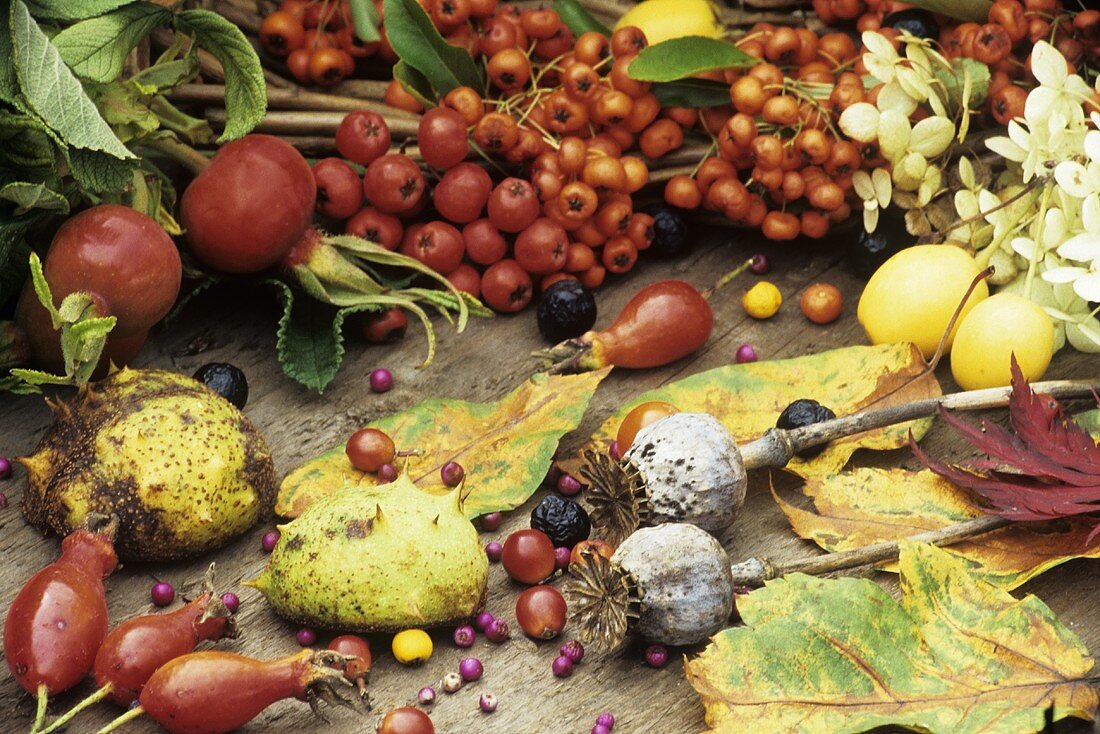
[19,368,275,561]
[252,475,488,631]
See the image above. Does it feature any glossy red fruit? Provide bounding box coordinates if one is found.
[361,307,409,343]
[514,218,568,275]
[93,590,236,706]
[259,10,305,56]
[515,585,567,639]
[446,263,481,297]
[363,154,426,214]
[182,135,316,273]
[327,635,371,683]
[616,401,679,451]
[417,107,470,169]
[336,110,391,165]
[487,177,540,232]
[501,528,555,584]
[346,428,396,472]
[346,207,403,250]
[312,157,363,219]
[5,524,118,696]
[377,706,435,734]
[407,221,465,274]
[481,259,533,313]
[462,219,507,265]
[433,163,492,223]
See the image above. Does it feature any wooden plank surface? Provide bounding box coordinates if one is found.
[2,232,1098,733]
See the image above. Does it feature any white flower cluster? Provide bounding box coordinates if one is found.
[956,41,1100,352]
[839,31,967,232]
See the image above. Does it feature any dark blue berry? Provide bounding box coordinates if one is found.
[530,495,590,549]
[776,399,837,459]
[641,204,689,259]
[192,363,248,409]
[882,9,939,39]
[537,280,597,343]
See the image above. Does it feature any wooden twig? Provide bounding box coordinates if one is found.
[205,109,419,139]
[169,84,417,117]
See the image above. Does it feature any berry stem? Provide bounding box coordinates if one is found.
[93,705,145,734]
[35,685,114,734]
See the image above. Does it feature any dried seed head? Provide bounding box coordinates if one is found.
[566,551,638,652]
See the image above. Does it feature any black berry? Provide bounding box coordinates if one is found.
[537,280,597,343]
[642,204,689,259]
[530,495,590,549]
[882,9,939,39]
[193,362,249,409]
[776,399,837,459]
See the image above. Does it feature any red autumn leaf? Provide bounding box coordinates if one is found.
[911,358,1100,541]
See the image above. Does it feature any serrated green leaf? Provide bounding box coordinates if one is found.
[629,36,756,83]
[348,0,380,43]
[86,80,160,143]
[0,216,34,305]
[174,9,265,142]
[0,0,22,105]
[130,55,200,91]
[52,2,170,83]
[0,373,42,394]
[651,78,732,108]
[21,0,136,20]
[0,110,56,167]
[0,181,69,214]
[393,60,435,109]
[904,0,991,22]
[65,146,136,193]
[271,280,349,393]
[552,0,609,37]
[382,0,481,97]
[10,0,134,159]
[8,367,70,387]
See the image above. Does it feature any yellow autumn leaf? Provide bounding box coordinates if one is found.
[775,467,1100,589]
[686,542,1098,734]
[584,343,939,478]
[277,369,610,518]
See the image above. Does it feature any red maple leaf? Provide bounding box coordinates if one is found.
[911,358,1100,542]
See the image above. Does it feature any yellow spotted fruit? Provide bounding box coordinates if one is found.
[251,475,488,631]
[615,0,723,45]
[19,368,275,561]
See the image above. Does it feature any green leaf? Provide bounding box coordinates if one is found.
[382,0,481,97]
[0,0,22,105]
[651,78,732,108]
[348,0,380,43]
[934,57,990,111]
[0,372,42,394]
[687,542,1097,733]
[0,110,56,167]
[130,54,200,92]
[393,60,435,110]
[86,80,161,143]
[277,368,610,517]
[629,36,756,83]
[271,279,357,393]
[65,146,136,193]
[0,181,69,214]
[174,9,265,142]
[1074,407,1100,438]
[52,2,170,83]
[10,0,134,159]
[903,0,991,23]
[552,0,610,37]
[0,216,34,305]
[21,0,137,20]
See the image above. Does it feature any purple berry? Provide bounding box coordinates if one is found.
[479,511,503,531]
[440,460,465,487]
[560,639,585,664]
[475,611,495,632]
[369,368,394,393]
[150,582,175,607]
[592,726,611,734]
[0,457,11,480]
[458,657,483,682]
[645,643,668,668]
[453,624,476,648]
[556,473,582,496]
[551,655,574,678]
[261,530,280,552]
[442,672,463,693]
[608,441,620,461]
[749,253,769,274]
[485,617,510,643]
[554,546,571,571]
[735,343,758,364]
[596,712,615,729]
[219,592,240,614]
[479,692,498,713]
[485,541,503,562]
[377,463,398,484]
[418,686,436,705]
[296,627,317,646]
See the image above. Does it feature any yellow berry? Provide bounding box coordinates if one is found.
[742,281,782,319]
[392,629,433,665]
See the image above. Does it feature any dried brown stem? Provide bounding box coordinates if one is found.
[728,514,1012,587]
[169,84,415,117]
[204,109,419,139]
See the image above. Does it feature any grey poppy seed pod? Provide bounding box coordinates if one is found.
[613,524,733,645]
[624,413,746,537]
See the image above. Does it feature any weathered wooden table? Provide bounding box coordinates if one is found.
[2,233,1098,733]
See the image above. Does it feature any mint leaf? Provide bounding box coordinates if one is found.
[349,0,380,43]
[382,0,481,97]
[652,78,732,108]
[0,181,69,215]
[66,146,136,193]
[53,2,171,83]
[10,0,134,159]
[21,0,138,20]
[174,9,265,142]
[393,60,435,109]
[629,36,757,82]
[552,0,609,37]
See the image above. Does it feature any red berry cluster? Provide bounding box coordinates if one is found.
[259,0,375,87]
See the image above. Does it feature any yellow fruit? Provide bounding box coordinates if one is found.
[950,292,1054,390]
[392,629,433,665]
[857,245,988,358]
[742,281,782,319]
[614,0,722,46]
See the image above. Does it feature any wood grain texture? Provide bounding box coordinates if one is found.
[1,232,1097,733]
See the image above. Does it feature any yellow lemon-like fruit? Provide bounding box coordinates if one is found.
[392,629,434,664]
[857,245,988,358]
[950,292,1054,389]
[742,281,782,319]
[614,0,723,46]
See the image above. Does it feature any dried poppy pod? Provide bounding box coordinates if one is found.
[568,523,733,650]
[582,380,1100,546]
